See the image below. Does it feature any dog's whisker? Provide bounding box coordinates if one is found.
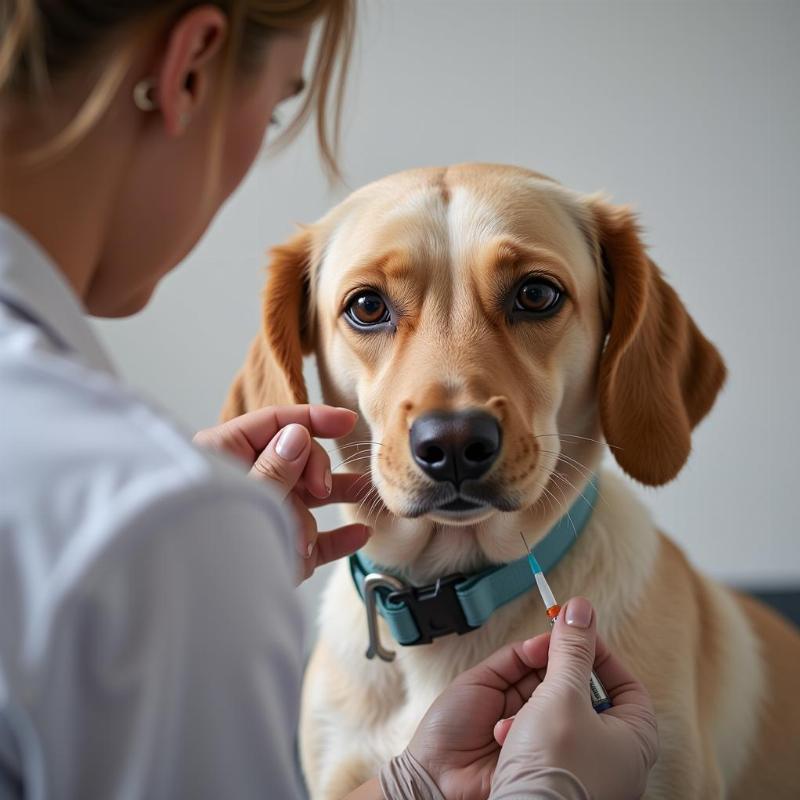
[333,452,373,465]
[549,470,592,528]
[538,448,597,489]
[366,491,385,527]
[537,469,567,513]
[352,472,374,490]
[356,486,378,518]
[527,462,562,515]
[356,482,375,499]
[535,480,556,517]
[354,480,376,501]
[544,474,579,542]
[537,449,609,510]
[534,478,565,517]
[359,483,379,514]
[550,471,580,538]
[354,471,375,490]
[331,460,372,473]
[355,478,379,512]
[331,453,375,471]
[535,432,621,451]
[549,468,579,497]
[325,440,384,455]
[547,450,596,482]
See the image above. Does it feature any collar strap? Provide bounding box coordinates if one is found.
[349,475,599,647]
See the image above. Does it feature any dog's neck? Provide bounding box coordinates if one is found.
[353,470,602,587]
[327,470,660,686]
[356,476,598,584]
[348,479,599,656]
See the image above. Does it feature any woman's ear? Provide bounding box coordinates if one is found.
[220,227,314,421]
[155,6,228,137]
[590,198,727,486]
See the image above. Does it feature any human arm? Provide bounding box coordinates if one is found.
[29,483,308,800]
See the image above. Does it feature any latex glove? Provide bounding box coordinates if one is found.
[491,597,659,800]
[380,597,657,800]
[391,630,580,799]
[194,404,371,582]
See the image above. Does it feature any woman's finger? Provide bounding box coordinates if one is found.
[302,439,333,500]
[493,715,515,746]
[249,424,311,498]
[294,472,373,508]
[311,523,371,568]
[195,404,357,464]
[288,494,319,561]
[520,632,551,669]
[455,633,551,694]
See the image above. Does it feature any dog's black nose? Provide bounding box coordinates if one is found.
[409,410,501,484]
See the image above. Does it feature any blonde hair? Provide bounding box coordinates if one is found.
[0,0,354,176]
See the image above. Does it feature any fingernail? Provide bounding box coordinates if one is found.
[324,468,332,495]
[305,542,315,559]
[565,597,593,628]
[276,424,307,461]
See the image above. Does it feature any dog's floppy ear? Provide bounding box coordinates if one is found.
[261,227,315,404]
[220,228,314,421]
[590,198,726,486]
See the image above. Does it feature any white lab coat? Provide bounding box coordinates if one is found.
[0,217,306,799]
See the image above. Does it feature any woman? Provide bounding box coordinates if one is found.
[0,2,657,798]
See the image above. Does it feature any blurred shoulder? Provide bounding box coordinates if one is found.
[0,306,292,576]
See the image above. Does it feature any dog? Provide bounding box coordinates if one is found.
[222,164,800,799]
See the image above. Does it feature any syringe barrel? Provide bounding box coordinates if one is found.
[589,670,612,712]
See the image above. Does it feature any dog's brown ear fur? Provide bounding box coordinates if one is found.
[590,199,726,486]
[220,228,314,422]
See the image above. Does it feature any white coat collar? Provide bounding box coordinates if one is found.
[0,215,116,375]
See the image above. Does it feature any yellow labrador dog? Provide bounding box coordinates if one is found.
[222,164,800,799]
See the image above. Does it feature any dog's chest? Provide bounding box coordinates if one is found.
[320,561,546,728]
[316,592,547,784]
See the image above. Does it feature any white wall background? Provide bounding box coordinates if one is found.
[94,0,800,623]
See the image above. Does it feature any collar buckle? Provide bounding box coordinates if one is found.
[364,572,406,662]
[387,573,475,645]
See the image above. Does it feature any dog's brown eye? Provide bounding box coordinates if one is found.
[514,279,562,315]
[346,291,390,327]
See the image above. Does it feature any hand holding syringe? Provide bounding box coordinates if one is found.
[520,531,612,713]
[390,590,658,800]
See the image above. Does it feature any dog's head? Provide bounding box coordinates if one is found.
[234,164,725,569]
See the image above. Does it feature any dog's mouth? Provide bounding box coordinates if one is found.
[398,480,521,525]
[440,498,482,511]
[429,499,494,526]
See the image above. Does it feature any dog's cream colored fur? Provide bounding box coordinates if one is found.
[223,164,800,799]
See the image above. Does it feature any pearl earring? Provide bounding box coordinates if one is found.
[133,79,158,112]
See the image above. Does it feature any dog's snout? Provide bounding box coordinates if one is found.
[409,410,501,484]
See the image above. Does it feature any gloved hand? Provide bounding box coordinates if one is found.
[491,597,659,800]
[194,404,371,582]
[376,597,658,800]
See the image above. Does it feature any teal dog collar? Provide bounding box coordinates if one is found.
[349,476,599,661]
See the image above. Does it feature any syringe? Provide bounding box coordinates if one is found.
[519,532,612,713]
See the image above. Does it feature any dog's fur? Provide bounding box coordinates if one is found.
[222,164,800,799]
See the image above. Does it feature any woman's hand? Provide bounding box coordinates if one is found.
[489,597,658,799]
[194,404,371,582]
[391,597,657,800]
